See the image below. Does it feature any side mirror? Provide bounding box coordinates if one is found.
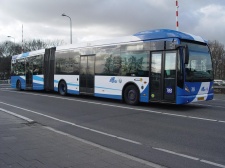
[184,45,189,64]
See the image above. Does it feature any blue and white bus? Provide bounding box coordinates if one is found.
[11,29,214,105]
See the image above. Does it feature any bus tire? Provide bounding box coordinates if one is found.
[58,81,67,96]
[124,85,139,105]
[16,80,22,91]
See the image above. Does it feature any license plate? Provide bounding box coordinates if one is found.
[198,97,204,101]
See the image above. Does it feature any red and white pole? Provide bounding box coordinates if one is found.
[176,0,179,31]
[22,24,24,53]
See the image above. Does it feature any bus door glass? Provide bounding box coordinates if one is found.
[163,52,177,102]
[80,55,95,94]
[150,51,177,102]
[26,58,33,88]
[150,52,162,101]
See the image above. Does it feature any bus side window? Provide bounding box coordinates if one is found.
[33,66,39,75]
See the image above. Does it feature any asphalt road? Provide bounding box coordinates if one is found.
[0,85,225,168]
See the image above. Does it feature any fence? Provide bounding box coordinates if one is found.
[0,80,10,84]
[214,86,225,94]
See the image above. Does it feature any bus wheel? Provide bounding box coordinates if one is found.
[16,80,21,91]
[59,81,67,96]
[124,85,139,105]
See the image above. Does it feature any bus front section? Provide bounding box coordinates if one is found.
[177,42,214,104]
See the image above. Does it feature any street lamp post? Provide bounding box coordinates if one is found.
[7,36,15,44]
[62,13,72,44]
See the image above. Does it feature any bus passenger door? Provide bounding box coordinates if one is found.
[163,52,177,102]
[44,47,56,91]
[80,55,95,94]
[150,52,162,101]
[150,51,177,103]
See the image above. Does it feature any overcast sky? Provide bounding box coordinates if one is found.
[1,0,225,46]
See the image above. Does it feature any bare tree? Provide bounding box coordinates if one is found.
[23,39,47,52]
[0,41,22,57]
[208,40,225,80]
[0,56,11,79]
[0,39,65,79]
[45,39,66,47]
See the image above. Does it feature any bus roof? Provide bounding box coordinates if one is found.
[134,29,206,43]
[12,49,45,61]
[56,29,206,51]
[12,29,207,60]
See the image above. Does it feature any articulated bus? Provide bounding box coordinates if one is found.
[11,29,214,105]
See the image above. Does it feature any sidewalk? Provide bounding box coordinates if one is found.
[0,111,159,168]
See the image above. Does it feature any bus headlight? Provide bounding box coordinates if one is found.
[185,84,190,92]
[210,85,214,91]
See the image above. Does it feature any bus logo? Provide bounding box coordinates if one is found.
[109,77,117,83]
[201,87,208,92]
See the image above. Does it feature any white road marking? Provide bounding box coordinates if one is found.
[1,102,225,168]
[212,99,225,102]
[187,116,217,122]
[44,126,166,168]
[1,89,225,124]
[153,147,225,168]
[200,160,225,168]
[153,147,199,160]
[0,105,163,168]
[0,102,141,145]
[0,107,34,123]
[194,103,225,109]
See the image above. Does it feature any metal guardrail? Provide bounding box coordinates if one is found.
[0,80,10,84]
[214,86,225,89]
[214,86,225,94]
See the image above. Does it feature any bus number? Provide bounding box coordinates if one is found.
[166,87,173,94]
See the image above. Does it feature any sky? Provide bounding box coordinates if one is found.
[0,0,225,46]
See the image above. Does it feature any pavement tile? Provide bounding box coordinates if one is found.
[0,110,156,168]
[0,153,16,165]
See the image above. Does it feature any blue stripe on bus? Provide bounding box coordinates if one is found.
[94,93,122,100]
[54,87,58,92]
[11,76,26,89]
[21,52,29,58]
[53,86,79,95]
[140,84,149,103]
[67,83,79,87]
[95,86,121,91]
[54,80,60,83]
[33,75,44,81]
[206,93,214,101]
[54,80,79,87]
[67,89,79,95]
[33,83,44,90]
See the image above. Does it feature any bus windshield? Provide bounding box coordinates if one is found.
[182,42,213,82]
